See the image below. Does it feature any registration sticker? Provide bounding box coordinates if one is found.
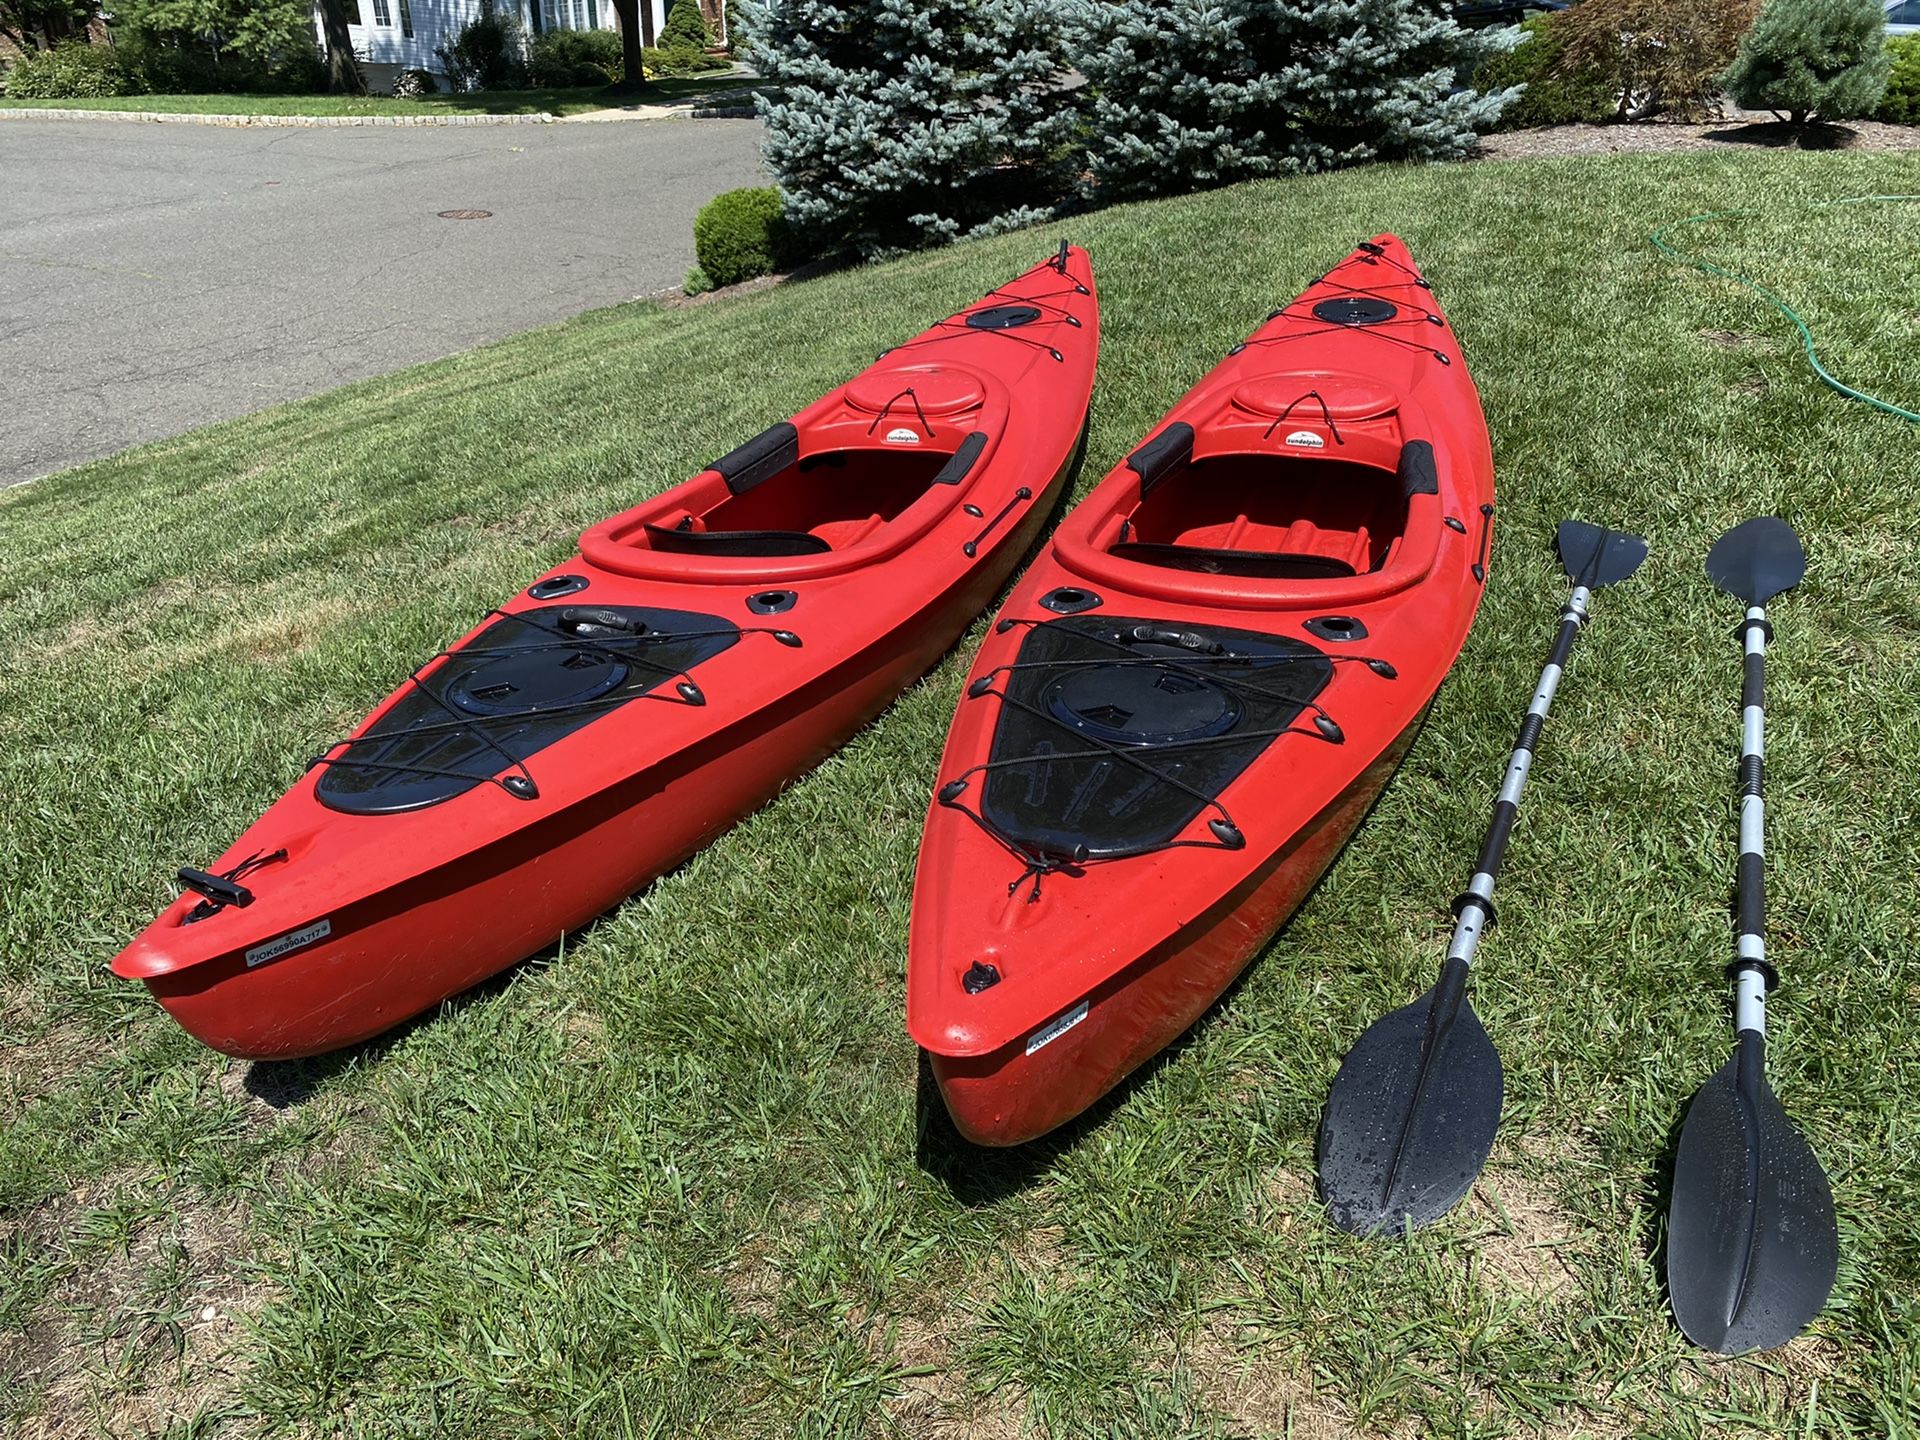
[245,919,331,969]
[1025,1000,1089,1056]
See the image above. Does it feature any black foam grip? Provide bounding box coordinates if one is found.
[1742,650,1766,712]
[1545,613,1581,671]
[1474,799,1519,879]
[1737,849,1765,940]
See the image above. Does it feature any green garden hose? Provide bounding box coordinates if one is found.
[1650,193,1920,425]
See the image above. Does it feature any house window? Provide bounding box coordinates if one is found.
[370,0,392,24]
[586,0,599,24]
[398,0,413,36]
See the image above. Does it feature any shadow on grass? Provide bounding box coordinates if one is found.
[912,945,1276,1206]
[241,944,563,1109]
[1640,1107,1689,1318]
[1706,121,1860,151]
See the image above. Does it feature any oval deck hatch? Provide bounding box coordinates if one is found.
[1231,375,1400,423]
[844,366,987,417]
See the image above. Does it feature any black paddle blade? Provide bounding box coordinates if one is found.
[1556,521,1649,589]
[1667,1036,1838,1355]
[1706,517,1806,606]
[1319,961,1504,1234]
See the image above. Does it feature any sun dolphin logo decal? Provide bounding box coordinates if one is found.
[885,427,921,445]
[1284,430,1325,449]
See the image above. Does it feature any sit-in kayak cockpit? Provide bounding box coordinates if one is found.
[580,364,1010,582]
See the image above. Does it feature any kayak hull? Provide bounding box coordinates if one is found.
[929,718,1421,1147]
[907,235,1494,1146]
[117,249,1100,1059]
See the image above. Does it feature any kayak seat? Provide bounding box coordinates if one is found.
[644,523,831,557]
[1109,543,1357,580]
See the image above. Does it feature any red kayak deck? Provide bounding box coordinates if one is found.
[906,236,1494,1147]
[114,246,1100,1060]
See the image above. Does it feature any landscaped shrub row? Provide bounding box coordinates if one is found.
[475,0,725,90]
[1,0,322,98]
[1473,0,1905,132]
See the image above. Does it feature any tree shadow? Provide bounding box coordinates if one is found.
[1640,1105,1692,1317]
[239,928,582,1110]
[1705,120,1859,151]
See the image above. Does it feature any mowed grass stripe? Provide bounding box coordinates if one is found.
[1,149,1917,1437]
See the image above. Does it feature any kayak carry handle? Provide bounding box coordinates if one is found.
[178,867,255,911]
[1125,625,1225,656]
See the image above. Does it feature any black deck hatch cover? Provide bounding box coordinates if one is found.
[315,605,740,815]
[979,616,1332,858]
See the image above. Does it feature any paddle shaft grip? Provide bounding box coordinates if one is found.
[1733,607,1774,1037]
[1447,585,1591,968]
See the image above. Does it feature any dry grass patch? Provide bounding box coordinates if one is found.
[5,1193,273,1440]
[1183,1311,1398,1440]
[1467,1168,1590,1303]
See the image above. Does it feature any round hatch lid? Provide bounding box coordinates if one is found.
[844,366,986,417]
[1231,375,1400,423]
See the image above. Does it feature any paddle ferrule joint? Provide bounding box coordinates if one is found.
[1447,876,1496,964]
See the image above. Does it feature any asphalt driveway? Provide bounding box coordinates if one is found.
[0,117,767,487]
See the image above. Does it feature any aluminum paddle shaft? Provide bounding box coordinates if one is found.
[1448,582,1588,972]
[1318,521,1647,1234]
[1668,517,1837,1354]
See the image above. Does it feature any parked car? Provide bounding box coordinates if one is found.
[1889,0,1919,34]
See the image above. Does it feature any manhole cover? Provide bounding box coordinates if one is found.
[437,209,493,221]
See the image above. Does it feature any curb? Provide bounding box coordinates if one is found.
[0,107,557,127]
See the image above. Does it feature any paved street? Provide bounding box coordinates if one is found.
[0,117,767,486]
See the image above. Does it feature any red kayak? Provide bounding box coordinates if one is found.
[907,236,1493,1146]
[114,245,1100,1059]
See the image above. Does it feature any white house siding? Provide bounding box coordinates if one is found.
[314,0,670,88]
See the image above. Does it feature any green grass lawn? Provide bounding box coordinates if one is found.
[3,149,1918,1438]
[0,75,746,118]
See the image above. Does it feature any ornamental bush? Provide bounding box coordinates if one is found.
[1723,0,1891,124]
[1556,0,1759,119]
[659,0,710,52]
[1881,34,1920,122]
[3,40,130,97]
[392,66,439,97]
[744,0,1081,257]
[693,186,793,286]
[438,2,528,91]
[1472,15,1615,129]
[529,27,622,86]
[1076,0,1514,201]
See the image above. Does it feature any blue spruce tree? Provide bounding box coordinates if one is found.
[1077,0,1515,200]
[744,0,1080,258]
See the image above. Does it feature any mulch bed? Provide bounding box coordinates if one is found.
[1475,106,1920,161]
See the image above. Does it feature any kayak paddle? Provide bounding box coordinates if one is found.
[1666,517,1837,1355]
[1318,521,1648,1234]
